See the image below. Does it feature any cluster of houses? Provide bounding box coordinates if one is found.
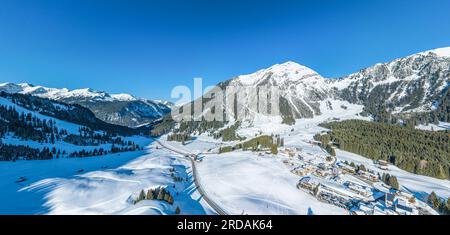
[375,159,389,170]
[274,145,436,215]
[279,147,303,158]
[282,148,337,178]
[317,185,352,209]
[298,176,353,209]
[351,190,420,215]
[344,181,372,198]
[284,148,431,215]
[297,174,423,215]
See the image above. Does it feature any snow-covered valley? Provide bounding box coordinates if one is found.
[1,99,447,215]
[0,46,449,215]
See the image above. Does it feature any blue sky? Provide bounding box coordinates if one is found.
[0,0,449,101]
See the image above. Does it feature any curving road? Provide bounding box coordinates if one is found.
[150,137,228,215]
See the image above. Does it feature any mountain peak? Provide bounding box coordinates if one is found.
[273,61,303,68]
[426,47,450,57]
[411,46,450,58]
[268,61,317,73]
[17,82,33,87]
[237,61,322,85]
[111,93,137,101]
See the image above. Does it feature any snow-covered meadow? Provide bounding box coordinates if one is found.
[196,151,347,215]
[0,141,215,215]
[0,148,148,214]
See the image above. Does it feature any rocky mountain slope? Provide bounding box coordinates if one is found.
[230,61,333,122]
[169,47,449,132]
[333,47,450,121]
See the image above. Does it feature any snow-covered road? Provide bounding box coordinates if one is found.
[150,137,228,215]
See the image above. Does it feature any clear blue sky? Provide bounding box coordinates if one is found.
[0,0,449,101]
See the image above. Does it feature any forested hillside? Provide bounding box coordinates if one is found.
[315,120,449,179]
[0,92,144,136]
[0,92,144,161]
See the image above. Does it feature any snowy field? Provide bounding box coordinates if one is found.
[0,141,215,215]
[196,151,346,215]
[27,145,213,215]
[0,148,148,214]
[416,122,450,131]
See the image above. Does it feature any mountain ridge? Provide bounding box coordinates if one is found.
[333,47,449,118]
[0,83,172,128]
[168,46,449,131]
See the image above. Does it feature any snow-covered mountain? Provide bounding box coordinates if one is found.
[175,47,449,128]
[0,83,136,102]
[0,83,172,127]
[333,47,450,118]
[230,61,333,122]
[2,47,448,129]
[0,91,148,159]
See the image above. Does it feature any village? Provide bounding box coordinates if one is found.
[275,145,436,215]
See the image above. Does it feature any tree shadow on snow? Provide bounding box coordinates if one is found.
[170,164,211,215]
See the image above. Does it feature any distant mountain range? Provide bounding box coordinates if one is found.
[0,83,172,128]
[0,90,148,162]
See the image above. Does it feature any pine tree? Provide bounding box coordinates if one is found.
[157,188,164,200]
[330,147,336,156]
[388,176,399,190]
[313,184,320,196]
[147,189,155,200]
[164,192,170,202]
[359,164,366,172]
[427,192,441,210]
[271,144,278,155]
[139,189,146,201]
[445,198,450,215]
[381,173,387,184]
[167,195,174,205]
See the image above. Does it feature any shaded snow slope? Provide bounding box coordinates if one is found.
[16,143,215,215]
[0,148,150,214]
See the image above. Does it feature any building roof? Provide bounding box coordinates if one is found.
[396,199,414,213]
[386,193,396,202]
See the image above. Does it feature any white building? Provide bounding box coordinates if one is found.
[394,199,419,215]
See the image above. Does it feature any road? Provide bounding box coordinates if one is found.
[150,137,228,215]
